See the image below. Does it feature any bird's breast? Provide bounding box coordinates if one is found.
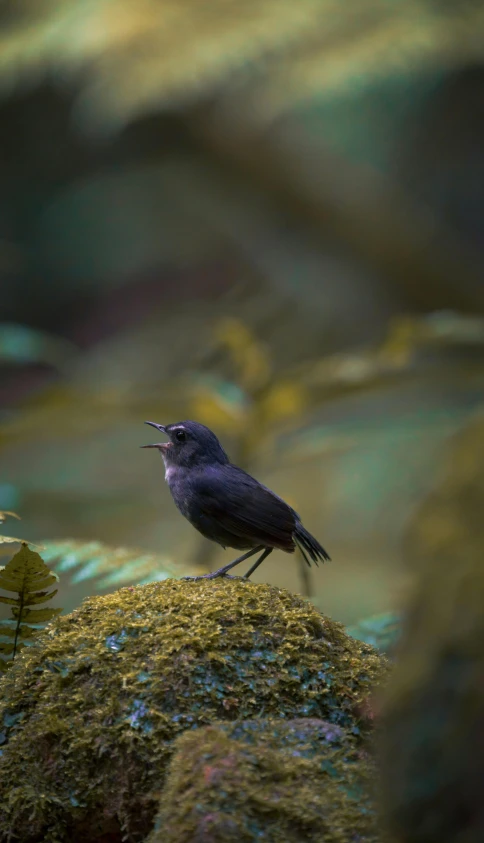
[164,467,192,519]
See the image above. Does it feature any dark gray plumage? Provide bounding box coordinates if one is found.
[142,420,330,580]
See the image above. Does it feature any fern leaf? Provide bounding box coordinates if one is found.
[0,544,62,671]
[0,595,18,606]
[41,540,201,588]
[0,574,57,593]
[11,607,62,624]
[23,589,59,606]
[0,573,58,594]
[0,536,44,549]
[0,536,26,546]
[0,623,36,639]
[0,513,43,551]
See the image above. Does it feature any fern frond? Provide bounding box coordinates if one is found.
[0,535,44,550]
[0,543,62,672]
[41,540,202,589]
[0,511,23,546]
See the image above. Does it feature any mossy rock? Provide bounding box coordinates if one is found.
[150,717,380,843]
[0,578,387,843]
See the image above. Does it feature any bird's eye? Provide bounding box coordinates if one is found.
[175,429,187,443]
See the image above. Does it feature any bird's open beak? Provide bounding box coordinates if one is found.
[141,421,169,451]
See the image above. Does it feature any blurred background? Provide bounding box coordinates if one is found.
[1,0,484,625]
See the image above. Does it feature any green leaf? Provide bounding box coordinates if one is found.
[0,595,19,606]
[12,607,62,624]
[0,624,36,639]
[0,544,62,663]
[23,589,58,606]
[0,546,56,593]
[0,573,58,593]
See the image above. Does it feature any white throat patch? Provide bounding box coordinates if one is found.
[164,464,176,482]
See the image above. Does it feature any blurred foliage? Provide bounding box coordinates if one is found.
[192,316,306,462]
[380,412,484,842]
[0,511,42,550]
[1,2,483,321]
[0,511,19,524]
[2,311,484,449]
[41,539,203,589]
[0,323,77,370]
[403,411,484,571]
[1,0,483,131]
[347,612,401,657]
[0,543,61,672]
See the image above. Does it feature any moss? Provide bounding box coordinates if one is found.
[380,416,484,842]
[150,717,380,843]
[0,578,387,843]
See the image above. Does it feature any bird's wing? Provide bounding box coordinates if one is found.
[191,465,296,551]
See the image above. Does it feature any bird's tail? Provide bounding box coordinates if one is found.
[294,522,331,567]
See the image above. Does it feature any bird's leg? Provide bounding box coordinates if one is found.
[183,545,265,581]
[243,547,272,579]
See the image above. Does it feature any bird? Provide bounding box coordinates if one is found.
[141,420,330,580]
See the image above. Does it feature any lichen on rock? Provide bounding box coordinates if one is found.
[0,578,387,842]
[149,717,380,843]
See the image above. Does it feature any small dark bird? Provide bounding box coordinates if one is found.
[142,420,330,580]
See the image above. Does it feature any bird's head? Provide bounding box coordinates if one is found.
[141,420,229,469]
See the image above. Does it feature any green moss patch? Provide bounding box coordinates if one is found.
[150,717,380,843]
[0,578,387,842]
